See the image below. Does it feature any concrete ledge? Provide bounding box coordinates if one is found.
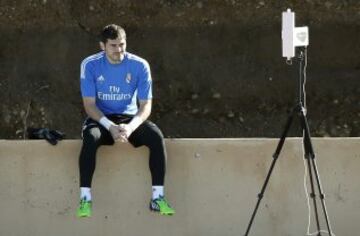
[0,138,359,236]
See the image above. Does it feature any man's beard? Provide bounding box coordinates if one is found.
[112,53,123,62]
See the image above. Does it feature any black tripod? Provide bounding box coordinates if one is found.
[244,48,333,236]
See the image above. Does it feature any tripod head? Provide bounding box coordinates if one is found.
[282,9,310,112]
[282,9,309,63]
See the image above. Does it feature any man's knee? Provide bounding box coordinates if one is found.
[131,121,165,148]
[83,127,102,144]
[145,121,164,142]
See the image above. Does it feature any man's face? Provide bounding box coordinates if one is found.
[100,37,127,64]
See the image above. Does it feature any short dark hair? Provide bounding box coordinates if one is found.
[99,24,126,43]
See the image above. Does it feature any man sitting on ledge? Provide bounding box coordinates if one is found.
[77,24,175,217]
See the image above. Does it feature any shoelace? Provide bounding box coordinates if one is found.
[79,200,87,210]
[158,199,170,208]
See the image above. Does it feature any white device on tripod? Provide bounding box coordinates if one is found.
[282,8,309,60]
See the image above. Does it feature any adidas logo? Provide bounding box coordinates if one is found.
[97,75,105,82]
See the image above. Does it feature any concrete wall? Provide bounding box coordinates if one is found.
[0,138,359,236]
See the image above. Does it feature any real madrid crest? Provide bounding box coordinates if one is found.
[126,73,132,84]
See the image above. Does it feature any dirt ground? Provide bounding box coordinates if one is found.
[0,0,359,138]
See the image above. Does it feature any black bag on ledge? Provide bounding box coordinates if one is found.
[27,128,66,145]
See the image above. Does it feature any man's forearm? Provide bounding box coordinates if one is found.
[134,105,151,122]
[128,100,152,131]
[84,102,115,130]
[84,103,105,122]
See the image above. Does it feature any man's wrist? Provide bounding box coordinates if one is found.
[99,116,115,130]
[128,116,143,132]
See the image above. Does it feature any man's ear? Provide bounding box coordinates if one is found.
[99,42,105,50]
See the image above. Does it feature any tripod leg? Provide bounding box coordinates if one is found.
[301,112,333,236]
[304,143,322,235]
[310,159,333,235]
[244,109,296,236]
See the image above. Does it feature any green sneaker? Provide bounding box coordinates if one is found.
[150,196,175,215]
[77,199,92,218]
